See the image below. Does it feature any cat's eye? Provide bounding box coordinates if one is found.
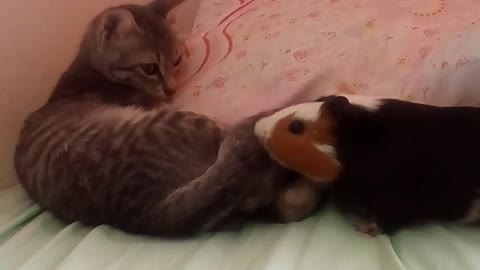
[139,63,159,76]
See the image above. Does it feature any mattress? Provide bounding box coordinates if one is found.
[2,185,480,270]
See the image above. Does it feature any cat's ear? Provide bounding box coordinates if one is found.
[97,8,138,49]
[149,0,187,34]
[152,0,196,42]
[148,0,186,16]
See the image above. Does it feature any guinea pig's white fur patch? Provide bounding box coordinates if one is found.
[314,144,336,158]
[254,102,323,141]
[341,95,382,111]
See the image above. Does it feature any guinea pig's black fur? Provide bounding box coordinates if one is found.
[320,95,480,234]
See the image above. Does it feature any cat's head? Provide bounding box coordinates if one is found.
[82,1,185,99]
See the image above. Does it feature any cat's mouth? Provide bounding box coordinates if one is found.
[174,54,182,67]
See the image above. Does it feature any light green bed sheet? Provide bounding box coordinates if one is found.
[1,185,480,270]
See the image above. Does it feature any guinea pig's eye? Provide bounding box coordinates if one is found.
[139,63,158,76]
[288,120,305,135]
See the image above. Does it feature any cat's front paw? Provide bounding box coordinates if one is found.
[354,219,384,237]
[276,178,320,222]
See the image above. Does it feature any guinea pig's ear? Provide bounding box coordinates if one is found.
[321,96,351,120]
[314,95,335,102]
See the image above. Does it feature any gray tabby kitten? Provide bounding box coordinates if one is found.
[14,1,320,236]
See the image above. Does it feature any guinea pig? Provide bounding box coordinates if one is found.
[255,95,480,236]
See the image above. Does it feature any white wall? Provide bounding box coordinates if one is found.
[0,0,199,190]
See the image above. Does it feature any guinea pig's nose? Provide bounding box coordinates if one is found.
[288,120,305,135]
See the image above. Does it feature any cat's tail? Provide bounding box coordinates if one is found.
[137,113,289,236]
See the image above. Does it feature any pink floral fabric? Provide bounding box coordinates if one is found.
[174,0,480,126]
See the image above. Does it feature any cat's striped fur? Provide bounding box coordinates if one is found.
[16,100,294,235]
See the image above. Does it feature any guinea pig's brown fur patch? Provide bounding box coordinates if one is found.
[266,106,340,183]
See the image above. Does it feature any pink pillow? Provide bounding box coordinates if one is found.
[174,0,480,126]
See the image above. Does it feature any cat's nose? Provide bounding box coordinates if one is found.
[174,54,182,67]
[164,76,177,96]
[164,87,176,96]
